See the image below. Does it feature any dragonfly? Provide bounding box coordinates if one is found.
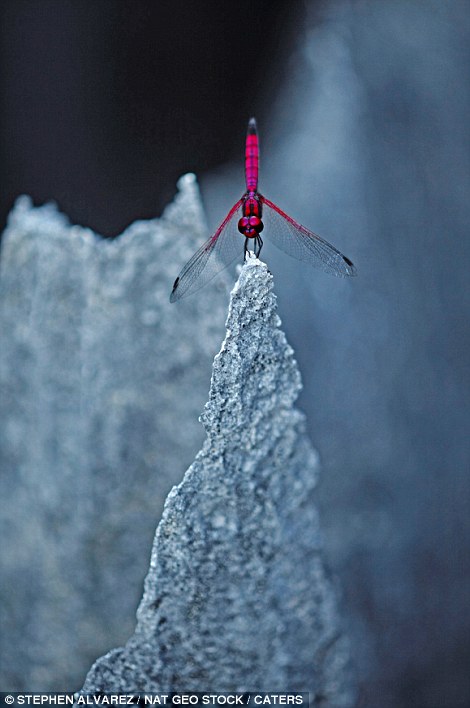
[170,117,356,302]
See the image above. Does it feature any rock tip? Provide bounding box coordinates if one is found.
[176,172,197,191]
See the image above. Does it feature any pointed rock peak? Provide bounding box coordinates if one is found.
[161,172,207,234]
[230,251,279,325]
[79,250,354,702]
[200,254,302,447]
[77,251,354,702]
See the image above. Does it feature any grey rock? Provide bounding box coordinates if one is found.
[80,256,355,704]
[0,175,231,690]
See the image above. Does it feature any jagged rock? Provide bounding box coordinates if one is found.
[80,256,355,704]
[0,175,230,690]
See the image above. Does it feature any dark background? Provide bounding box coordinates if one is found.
[1,1,469,706]
[0,0,300,236]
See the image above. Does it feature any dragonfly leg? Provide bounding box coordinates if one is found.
[255,235,263,258]
[244,237,249,259]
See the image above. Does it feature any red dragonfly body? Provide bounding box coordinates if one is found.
[170,118,356,302]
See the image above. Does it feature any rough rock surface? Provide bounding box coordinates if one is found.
[80,256,355,704]
[0,175,230,690]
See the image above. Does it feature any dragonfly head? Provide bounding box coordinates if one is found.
[239,193,264,237]
[238,215,264,238]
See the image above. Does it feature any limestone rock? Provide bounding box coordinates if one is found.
[0,175,230,690]
[80,257,355,704]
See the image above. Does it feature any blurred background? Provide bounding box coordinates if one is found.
[1,0,469,706]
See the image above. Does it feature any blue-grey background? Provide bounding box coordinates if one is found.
[1,1,469,706]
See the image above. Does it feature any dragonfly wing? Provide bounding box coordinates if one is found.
[170,199,244,302]
[260,196,357,277]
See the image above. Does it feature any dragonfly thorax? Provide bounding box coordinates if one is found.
[238,193,264,238]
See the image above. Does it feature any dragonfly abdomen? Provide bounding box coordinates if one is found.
[245,117,259,191]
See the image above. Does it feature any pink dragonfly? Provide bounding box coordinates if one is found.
[170,118,356,302]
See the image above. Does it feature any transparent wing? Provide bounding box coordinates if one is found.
[170,199,244,302]
[261,196,357,277]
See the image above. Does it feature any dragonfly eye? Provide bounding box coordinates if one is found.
[249,216,264,232]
